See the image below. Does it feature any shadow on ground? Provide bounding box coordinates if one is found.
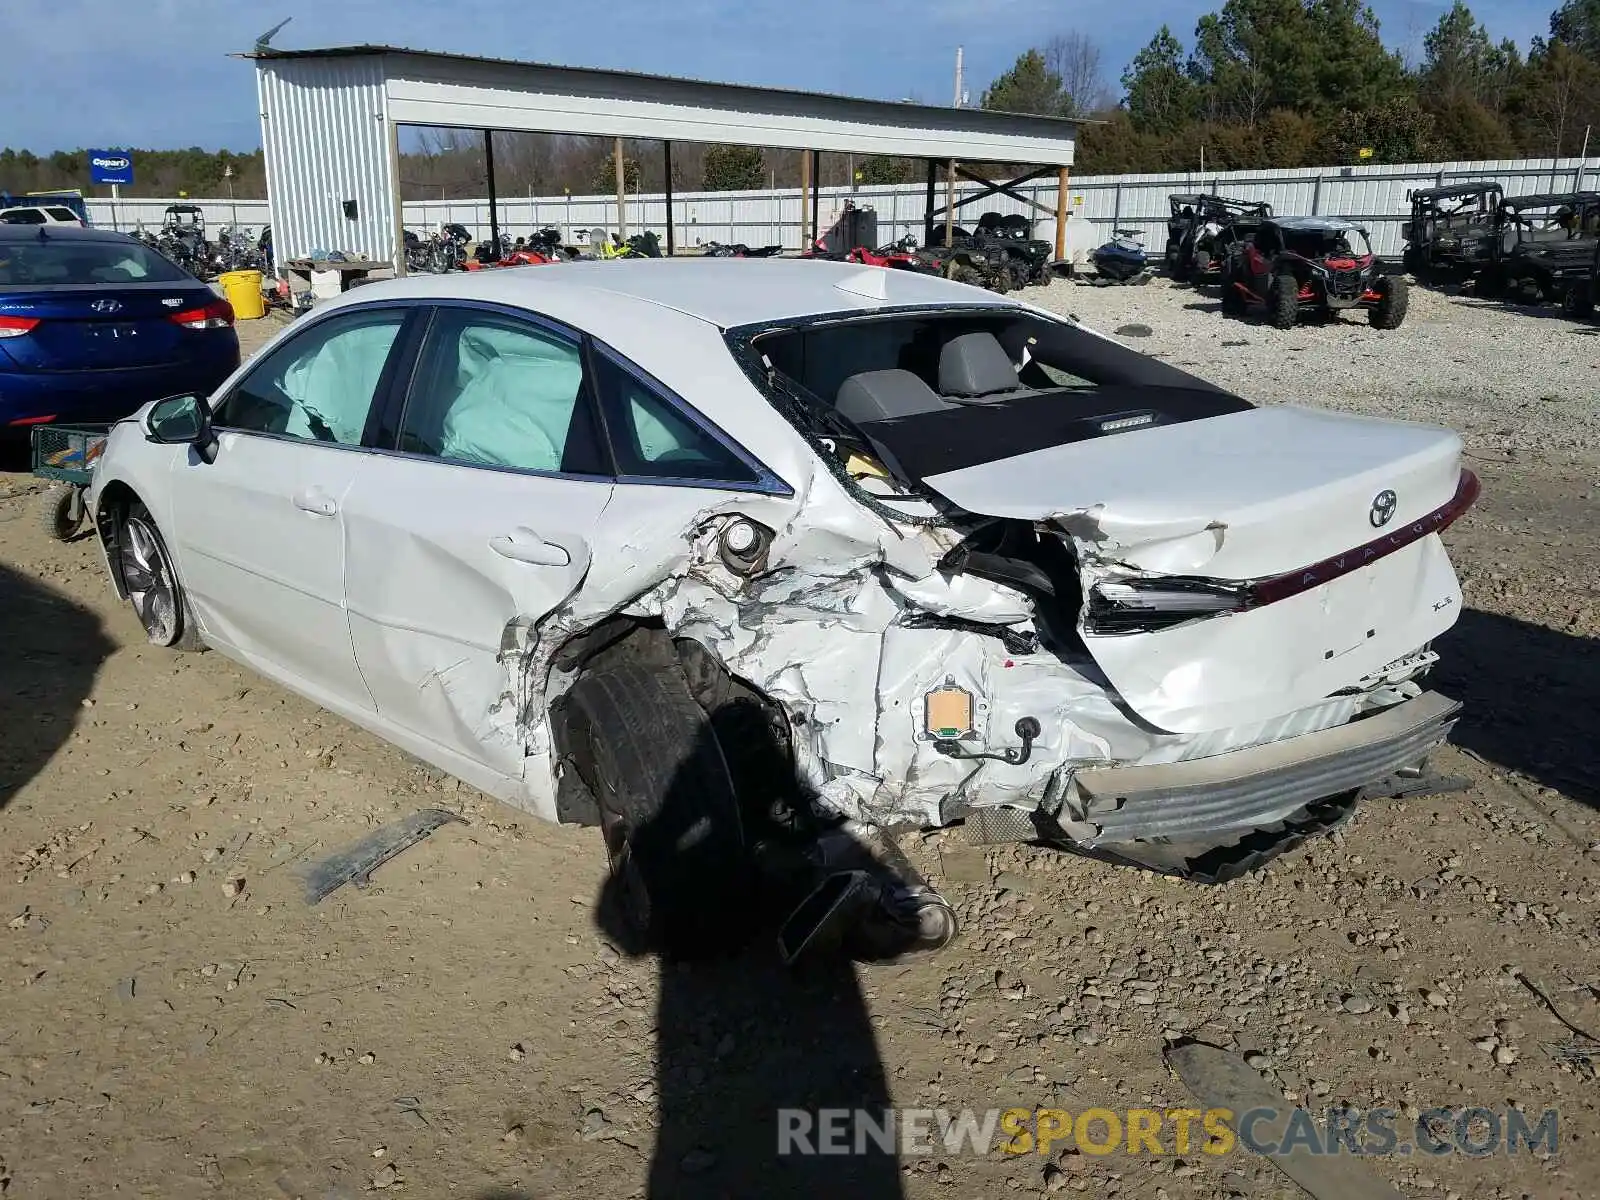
[1434,607,1599,809]
[592,727,905,1199]
[0,560,114,810]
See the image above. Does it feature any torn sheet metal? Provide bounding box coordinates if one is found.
[919,405,1464,577]
[301,808,466,904]
[490,435,1454,837]
[1078,535,1462,734]
[357,369,1463,845]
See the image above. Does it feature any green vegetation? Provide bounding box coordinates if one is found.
[5,2,1596,197]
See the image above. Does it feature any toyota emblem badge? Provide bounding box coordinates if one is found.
[1369,489,1398,528]
[90,298,123,314]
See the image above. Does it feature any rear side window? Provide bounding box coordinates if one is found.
[591,350,759,486]
[46,208,79,222]
[397,308,606,476]
[0,237,189,285]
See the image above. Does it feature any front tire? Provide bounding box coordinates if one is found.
[562,663,755,958]
[1268,272,1300,329]
[1563,282,1595,319]
[1369,274,1409,329]
[118,502,205,651]
[1220,266,1247,316]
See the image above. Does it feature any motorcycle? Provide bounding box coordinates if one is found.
[419,223,471,273]
[703,240,784,258]
[528,226,573,260]
[1090,228,1152,284]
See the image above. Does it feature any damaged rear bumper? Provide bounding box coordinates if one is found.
[965,691,1461,880]
[1065,690,1460,846]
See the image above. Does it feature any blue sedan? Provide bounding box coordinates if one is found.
[0,224,240,433]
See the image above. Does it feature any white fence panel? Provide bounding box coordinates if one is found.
[86,156,1594,264]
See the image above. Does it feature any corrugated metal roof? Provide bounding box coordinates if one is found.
[239,44,1082,130]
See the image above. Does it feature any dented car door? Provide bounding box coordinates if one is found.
[340,304,615,780]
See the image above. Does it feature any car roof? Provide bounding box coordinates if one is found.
[0,223,131,244]
[1269,215,1367,234]
[330,257,1010,331]
[1503,190,1600,209]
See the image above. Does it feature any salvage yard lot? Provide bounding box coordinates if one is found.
[1,277,1597,1199]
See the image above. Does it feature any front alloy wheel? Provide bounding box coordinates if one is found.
[121,514,179,645]
[117,504,203,650]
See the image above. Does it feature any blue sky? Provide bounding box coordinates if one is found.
[0,0,1559,151]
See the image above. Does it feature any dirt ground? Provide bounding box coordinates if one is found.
[2,290,1598,1200]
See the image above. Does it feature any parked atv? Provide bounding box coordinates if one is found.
[1222,216,1406,329]
[1166,194,1272,282]
[846,234,941,274]
[1402,182,1501,279]
[1473,191,1600,303]
[974,212,1053,285]
[926,226,1018,292]
[1090,228,1151,283]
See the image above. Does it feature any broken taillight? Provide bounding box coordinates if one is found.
[1086,470,1481,636]
[1085,578,1249,634]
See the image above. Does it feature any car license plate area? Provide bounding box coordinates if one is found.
[87,322,142,342]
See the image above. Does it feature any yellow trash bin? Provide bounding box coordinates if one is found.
[218,270,266,320]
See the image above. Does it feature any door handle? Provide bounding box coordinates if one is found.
[293,488,337,517]
[490,530,572,567]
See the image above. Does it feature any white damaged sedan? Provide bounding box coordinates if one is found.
[88,259,1476,951]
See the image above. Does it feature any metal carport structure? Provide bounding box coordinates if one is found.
[242,46,1078,274]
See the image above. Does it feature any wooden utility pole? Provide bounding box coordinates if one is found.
[613,137,628,239]
[944,159,956,248]
[1054,165,1070,261]
[663,141,675,256]
[798,149,812,251]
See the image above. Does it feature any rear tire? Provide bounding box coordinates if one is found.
[1563,282,1595,319]
[561,663,755,959]
[1369,274,1409,330]
[1472,269,1502,299]
[1268,272,1300,329]
[117,502,205,651]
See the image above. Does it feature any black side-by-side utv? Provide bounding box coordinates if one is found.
[1402,182,1502,278]
[1166,194,1273,282]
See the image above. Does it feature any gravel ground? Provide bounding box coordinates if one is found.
[1030,274,1600,459]
[0,291,1597,1199]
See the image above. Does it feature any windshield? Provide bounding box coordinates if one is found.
[743,310,1252,484]
[1283,227,1372,259]
[0,236,190,285]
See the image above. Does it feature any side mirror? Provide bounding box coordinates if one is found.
[146,393,217,461]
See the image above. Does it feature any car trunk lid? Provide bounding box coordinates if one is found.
[921,405,1475,733]
[0,283,219,372]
